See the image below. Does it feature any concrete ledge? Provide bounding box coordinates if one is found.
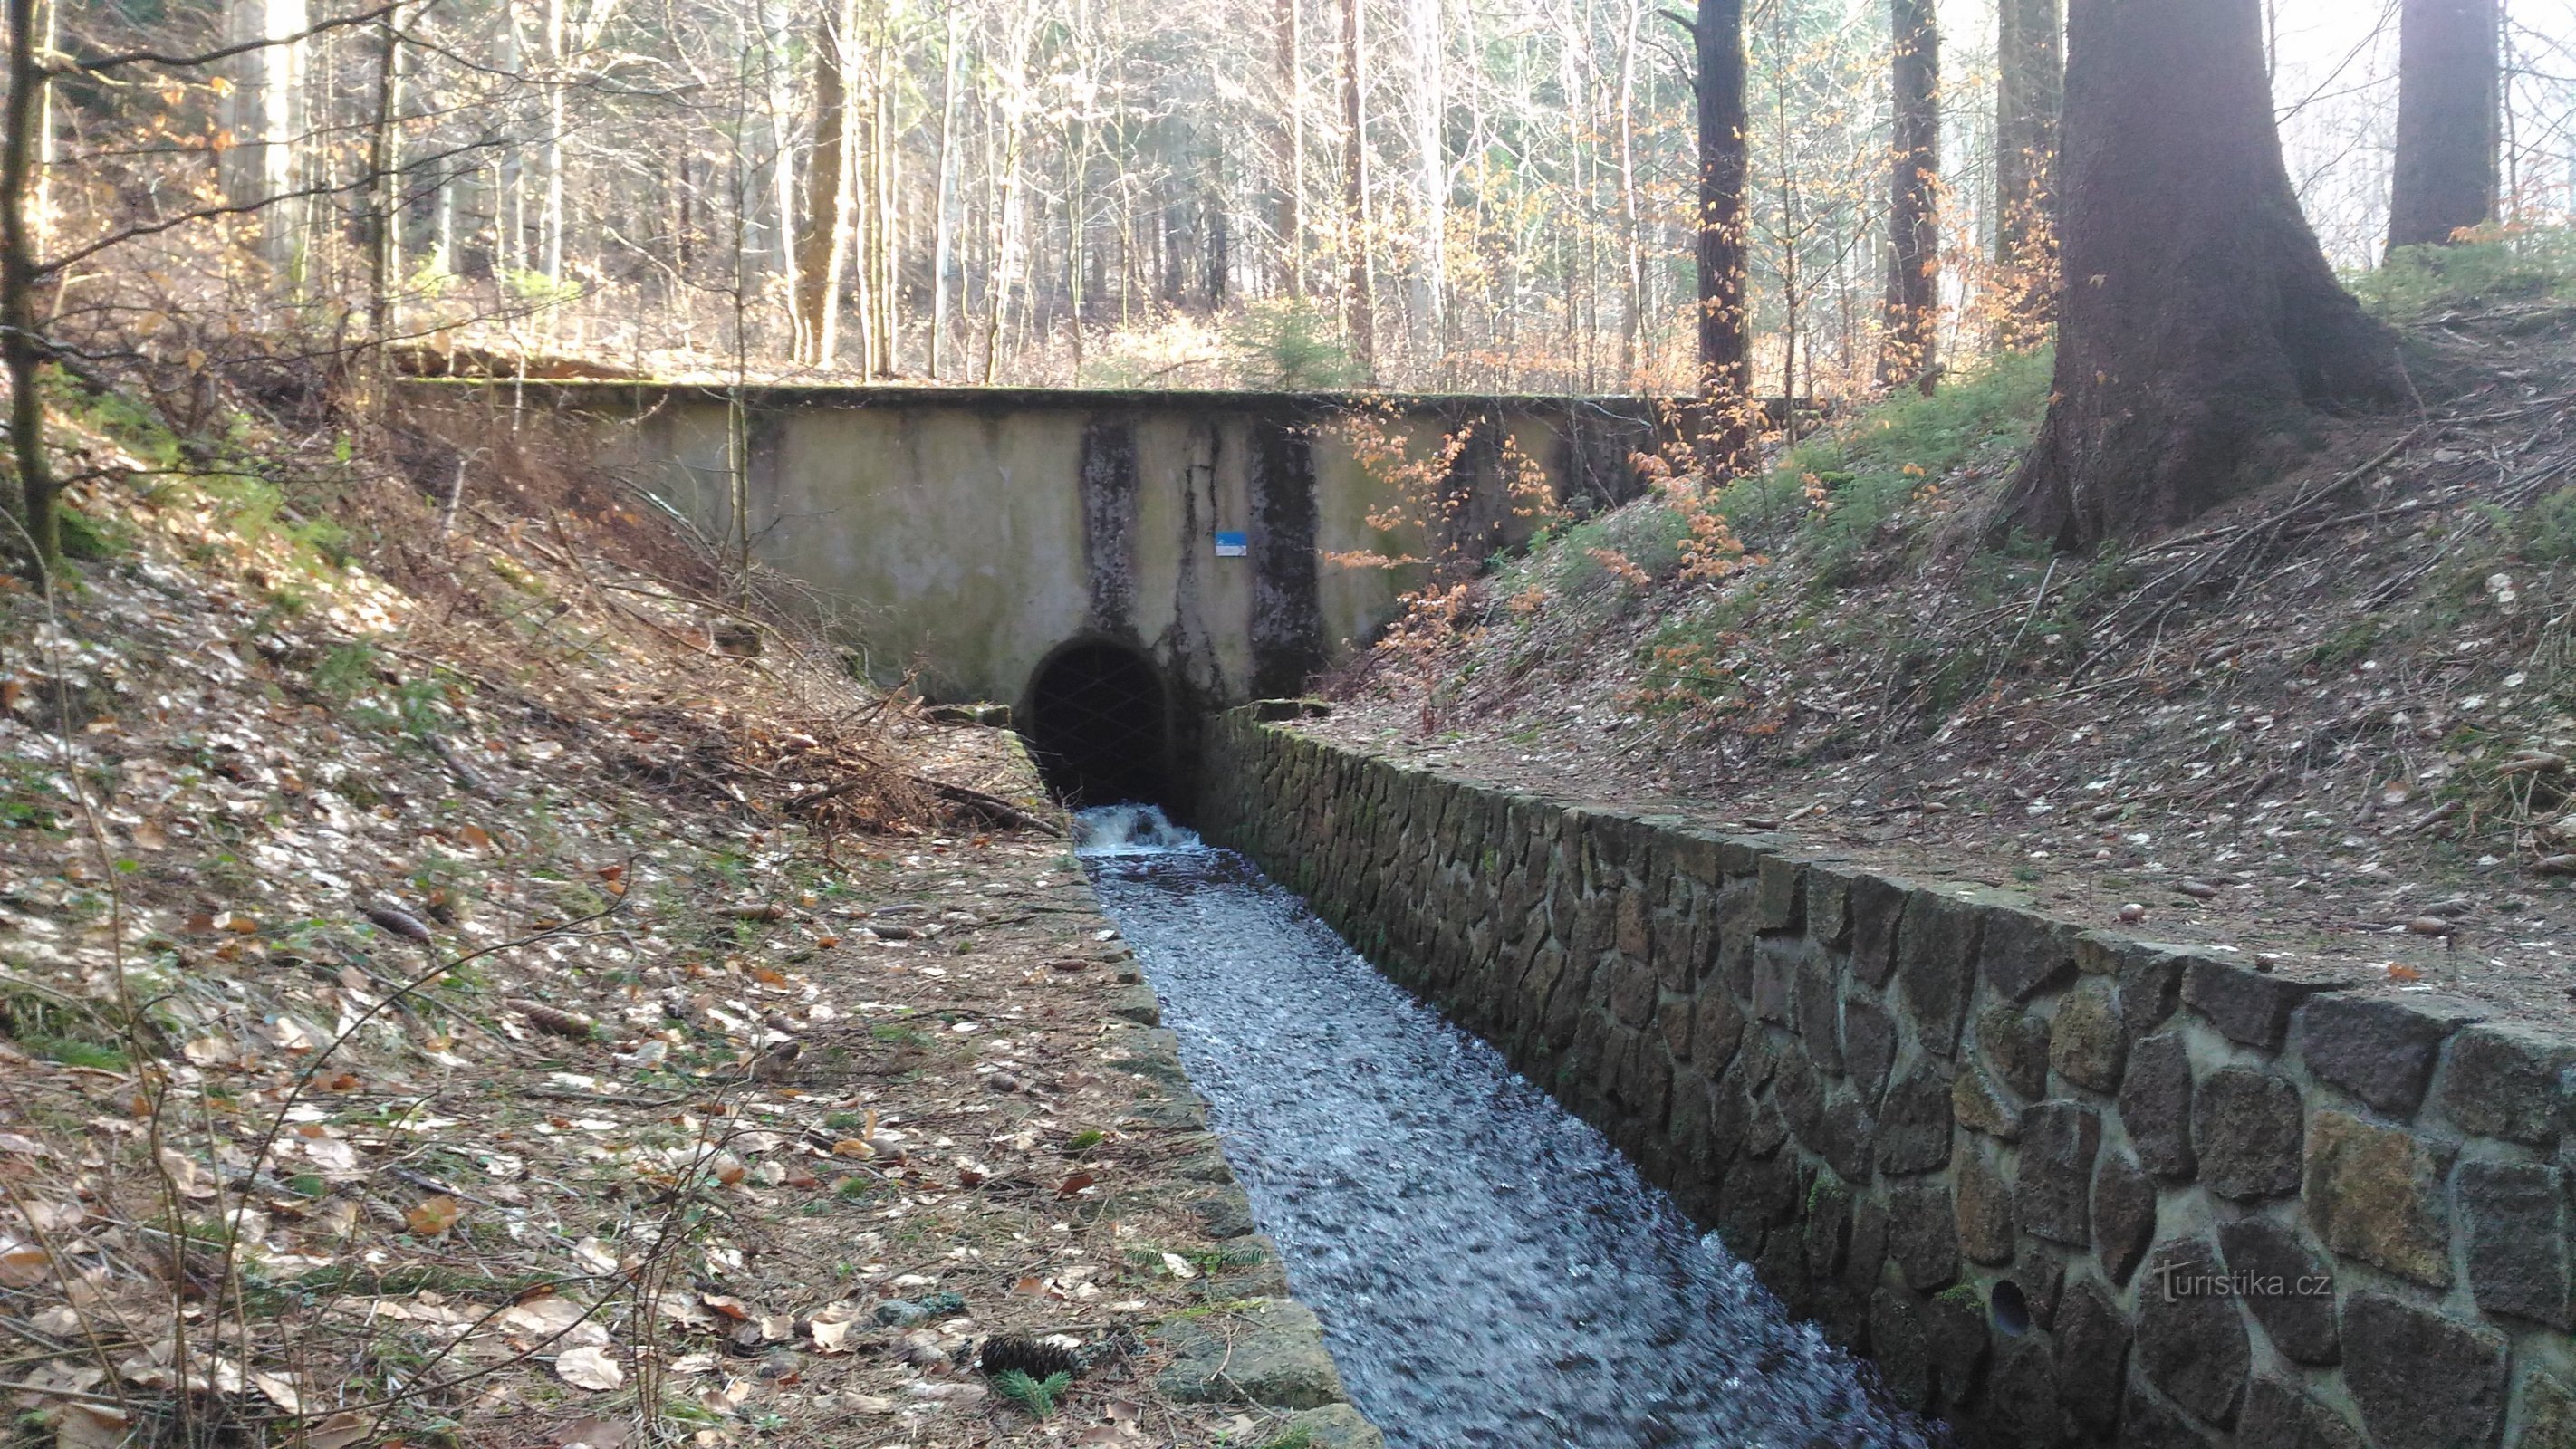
[1196,708,2576,1449]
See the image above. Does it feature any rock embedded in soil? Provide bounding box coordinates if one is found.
[1151,1299,1352,1409]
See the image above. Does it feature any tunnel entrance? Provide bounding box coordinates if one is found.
[1023,641,1172,806]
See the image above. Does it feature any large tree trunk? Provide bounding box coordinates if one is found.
[793,0,859,367]
[2388,0,2498,251]
[1993,0,2060,346]
[1695,0,1749,468]
[1880,0,1938,389]
[1341,0,1376,381]
[2006,0,2405,549]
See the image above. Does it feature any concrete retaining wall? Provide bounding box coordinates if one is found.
[399,381,1660,711]
[1197,709,2576,1449]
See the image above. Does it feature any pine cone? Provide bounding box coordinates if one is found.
[977,1336,1079,1381]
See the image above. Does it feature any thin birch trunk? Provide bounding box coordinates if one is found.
[1340,0,1373,381]
[1279,0,1303,298]
[929,0,963,377]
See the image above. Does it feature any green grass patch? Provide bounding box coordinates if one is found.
[17,1034,128,1071]
[55,503,129,561]
[0,984,130,1069]
[2356,225,2576,318]
[1732,347,2054,582]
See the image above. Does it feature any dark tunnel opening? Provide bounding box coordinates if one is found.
[1022,641,1173,807]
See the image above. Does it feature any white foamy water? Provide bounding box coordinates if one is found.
[1071,803,1205,855]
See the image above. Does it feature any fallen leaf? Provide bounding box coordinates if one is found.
[404,1195,463,1235]
[554,1345,623,1391]
[809,1318,853,1353]
[0,1244,53,1286]
[502,1295,602,1345]
[553,1415,632,1449]
[302,1413,371,1449]
[50,1406,131,1449]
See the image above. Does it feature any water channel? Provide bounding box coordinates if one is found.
[1075,806,1939,1449]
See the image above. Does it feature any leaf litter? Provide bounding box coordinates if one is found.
[0,412,1322,1446]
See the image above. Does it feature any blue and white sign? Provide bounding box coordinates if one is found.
[1214,531,1249,558]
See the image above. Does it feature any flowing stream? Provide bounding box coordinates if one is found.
[1075,805,1937,1449]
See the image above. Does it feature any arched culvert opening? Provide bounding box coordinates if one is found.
[1022,640,1172,806]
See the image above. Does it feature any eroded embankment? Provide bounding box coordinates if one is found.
[1196,707,2576,1449]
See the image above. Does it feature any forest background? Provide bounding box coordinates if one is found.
[23,0,2567,413]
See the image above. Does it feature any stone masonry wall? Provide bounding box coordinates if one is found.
[1196,709,2576,1449]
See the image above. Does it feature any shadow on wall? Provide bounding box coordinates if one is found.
[1021,640,1173,807]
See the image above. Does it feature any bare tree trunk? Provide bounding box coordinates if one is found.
[1994,0,2060,346]
[1881,0,1938,391]
[2388,0,2498,251]
[1404,0,1444,359]
[220,0,312,273]
[1064,56,1090,379]
[1558,5,1588,392]
[763,0,802,346]
[1279,0,1303,298]
[985,89,1026,381]
[2008,0,2405,548]
[1340,0,1375,381]
[929,0,964,376]
[1695,0,1750,470]
[2,0,51,572]
[1615,0,1645,388]
[794,0,859,366]
[871,30,898,375]
[29,0,48,255]
[540,0,567,283]
[368,6,407,338]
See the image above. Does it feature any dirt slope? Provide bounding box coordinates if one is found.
[0,418,1317,1447]
[1320,303,2576,1027]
